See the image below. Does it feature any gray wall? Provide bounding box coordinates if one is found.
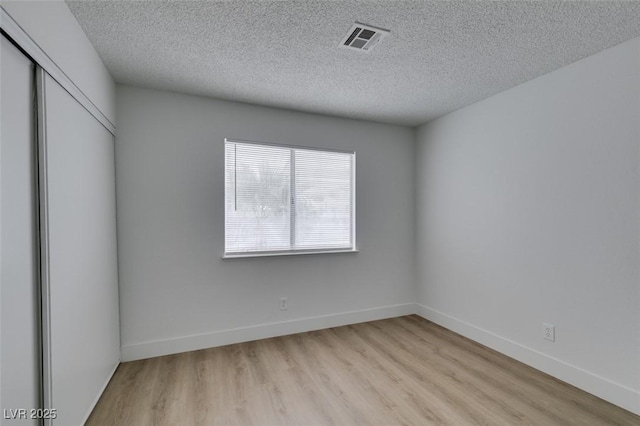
[116,86,416,360]
[415,36,640,413]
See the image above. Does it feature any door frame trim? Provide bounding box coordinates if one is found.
[0,7,115,136]
[36,67,54,426]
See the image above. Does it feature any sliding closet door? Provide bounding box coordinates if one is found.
[0,36,40,425]
[40,73,119,426]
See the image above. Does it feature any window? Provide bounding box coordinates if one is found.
[224,139,355,257]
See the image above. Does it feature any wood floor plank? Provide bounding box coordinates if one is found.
[87,316,640,425]
[370,319,567,424]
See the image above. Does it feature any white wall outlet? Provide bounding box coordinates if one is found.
[280,297,288,311]
[543,323,555,341]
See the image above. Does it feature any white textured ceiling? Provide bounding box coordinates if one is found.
[66,1,640,126]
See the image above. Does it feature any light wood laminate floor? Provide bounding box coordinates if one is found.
[87,315,639,425]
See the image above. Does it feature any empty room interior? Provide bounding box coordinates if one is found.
[2,1,640,424]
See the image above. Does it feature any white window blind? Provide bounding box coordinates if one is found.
[225,139,355,256]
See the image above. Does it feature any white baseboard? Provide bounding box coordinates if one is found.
[121,303,415,362]
[414,304,640,416]
[119,302,639,416]
[80,359,120,425]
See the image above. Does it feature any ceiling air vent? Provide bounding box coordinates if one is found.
[340,22,389,52]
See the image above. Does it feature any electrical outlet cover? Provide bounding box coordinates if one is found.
[543,323,555,341]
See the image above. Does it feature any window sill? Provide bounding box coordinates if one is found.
[222,248,358,259]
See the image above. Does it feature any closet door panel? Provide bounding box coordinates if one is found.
[0,36,40,425]
[43,73,119,426]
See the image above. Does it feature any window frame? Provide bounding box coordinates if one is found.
[223,138,357,259]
